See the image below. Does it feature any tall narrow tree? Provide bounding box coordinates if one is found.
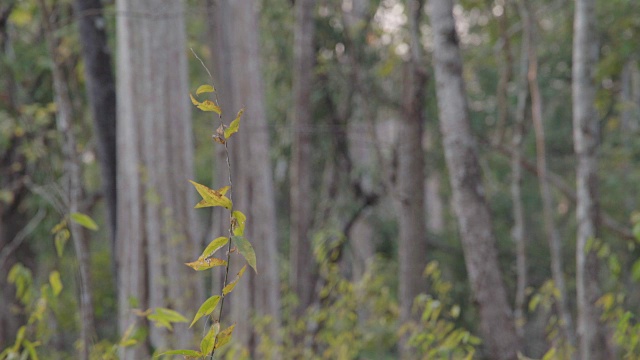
[214,0,282,352]
[572,0,607,357]
[397,0,428,357]
[291,0,316,315]
[73,0,117,261]
[116,1,200,357]
[428,0,519,358]
[523,0,575,346]
[38,1,95,358]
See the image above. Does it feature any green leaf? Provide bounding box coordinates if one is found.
[196,84,215,95]
[185,257,227,271]
[190,295,221,328]
[50,219,67,234]
[200,322,220,355]
[156,349,201,358]
[224,108,244,139]
[223,265,247,295]
[232,211,246,236]
[189,180,232,209]
[54,229,69,257]
[49,271,62,296]
[231,236,257,273]
[201,237,229,259]
[189,94,222,115]
[156,308,188,323]
[148,308,187,330]
[214,324,235,350]
[70,212,99,231]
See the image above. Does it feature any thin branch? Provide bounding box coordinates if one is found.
[0,208,46,268]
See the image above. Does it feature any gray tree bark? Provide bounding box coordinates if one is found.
[290,0,316,315]
[116,1,200,357]
[428,0,519,358]
[572,0,607,358]
[215,0,281,353]
[398,0,428,358]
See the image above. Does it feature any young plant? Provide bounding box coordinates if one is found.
[158,53,256,359]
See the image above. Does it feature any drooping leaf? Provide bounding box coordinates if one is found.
[189,93,222,115]
[200,322,220,355]
[156,349,201,358]
[214,324,235,350]
[50,219,67,234]
[189,180,232,209]
[201,237,229,259]
[70,212,99,231]
[223,265,247,295]
[147,308,188,330]
[231,211,246,236]
[224,108,244,139]
[231,236,257,273]
[155,308,188,323]
[185,257,227,271]
[54,229,69,257]
[49,271,62,296]
[190,295,221,327]
[196,84,215,95]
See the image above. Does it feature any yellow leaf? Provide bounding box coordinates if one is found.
[189,181,232,209]
[196,84,215,95]
[189,93,200,106]
[185,257,227,271]
[224,108,244,139]
[189,93,222,115]
[200,322,220,355]
[214,324,235,350]
[223,265,247,295]
[197,100,222,115]
[232,211,246,236]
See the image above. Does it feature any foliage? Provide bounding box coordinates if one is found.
[156,77,250,359]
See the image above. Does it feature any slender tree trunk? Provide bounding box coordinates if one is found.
[398,1,428,357]
[512,1,529,336]
[428,0,519,358]
[38,2,95,359]
[73,0,117,269]
[522,0,576,347]
[572,0,607,358]
[224,0,282,352]
[291,0,316,315]
[116,1,200,357]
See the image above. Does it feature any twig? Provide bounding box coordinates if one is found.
[189,48,234,359]
[0,208,46,268]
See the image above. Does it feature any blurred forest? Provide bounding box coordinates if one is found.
[1,0,640,359]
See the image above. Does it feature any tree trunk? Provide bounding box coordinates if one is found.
[522,0,576,347]
[116,0,200,357]
[512,0,529,336]
[428,0,519,358]
[221,0,282,353]
[73,0,117,271]
[290,0,316,315]
[398,1,428,358]
[572,0,607,358]
[38,1,95,358]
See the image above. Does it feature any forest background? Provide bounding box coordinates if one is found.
[1,0,639,359]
